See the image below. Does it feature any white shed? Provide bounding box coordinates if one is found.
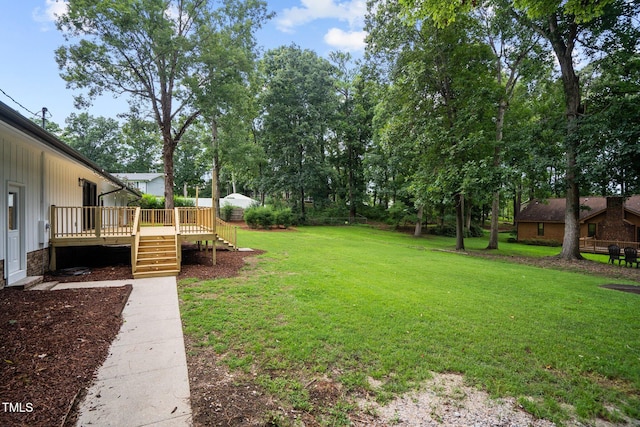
[220,193,258,209]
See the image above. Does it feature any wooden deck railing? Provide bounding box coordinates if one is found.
[131,207,141,274]
[51,205,136,238]
[216,217,236,247]
[140,209,174,226]
[178,207,215,234]
[50,205,227,244]
[579,237,640,254]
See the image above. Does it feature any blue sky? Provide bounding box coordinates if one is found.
[0,0,367,127]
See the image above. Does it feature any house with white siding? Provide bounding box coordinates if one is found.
[0,101,141,288]
[112,172,165,197]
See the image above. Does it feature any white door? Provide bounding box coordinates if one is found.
[7,185,26,284]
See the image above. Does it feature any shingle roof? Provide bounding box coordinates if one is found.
[517,196,640,223]
[112,173,164,182]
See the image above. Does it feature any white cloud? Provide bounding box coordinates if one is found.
[277,0,366,33]
[32,0,68,29]
[323,28,367,52]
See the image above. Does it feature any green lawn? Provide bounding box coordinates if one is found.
[179,225,640,425]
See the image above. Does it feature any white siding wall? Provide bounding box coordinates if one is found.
[1,120,129,263]
[147,177,165,197]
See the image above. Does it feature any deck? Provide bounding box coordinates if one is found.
[579,237,639,254]
[49,206,237,277]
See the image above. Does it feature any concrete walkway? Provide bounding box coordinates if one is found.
[54,277,192,426]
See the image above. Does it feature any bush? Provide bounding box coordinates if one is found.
[244,206,274,229]
[221,204,235,222]
[139,194,163,209]
[520,238,562,247]
[174,196,194,207]
[468,224,485,238]
[274,208,293,228]
[136,194,194,208]
[429,224,457,237]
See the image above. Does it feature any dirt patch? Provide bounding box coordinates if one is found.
[0,286,131,427]
[469,251,640,283]
[355,373,556,427]
[600,284,640,294]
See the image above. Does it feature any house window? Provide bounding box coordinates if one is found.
[537,222,544,236]
[588,223,596,237]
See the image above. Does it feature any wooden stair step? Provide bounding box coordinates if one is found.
[133,270,179,279]
[135,262,179,272]
[137,258,177,266]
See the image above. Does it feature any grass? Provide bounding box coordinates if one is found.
[179,225,640,425]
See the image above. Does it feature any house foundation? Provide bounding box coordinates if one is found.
[0,260,5,289]
[27,248,50,277]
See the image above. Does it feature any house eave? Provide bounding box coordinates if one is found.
[0,101,141,198]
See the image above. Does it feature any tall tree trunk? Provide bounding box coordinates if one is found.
[211,119,221,215]
[488,192,500,249]
[348,147,356,222]
[546,15,583,260]
[162,141,175,209]
[414,205,424,237]
[455,193,465,251]
[488,99,508,249]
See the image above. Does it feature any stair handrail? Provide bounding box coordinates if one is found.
[215,217,237,249]
[131,207,141,275]
[174,207,182,269]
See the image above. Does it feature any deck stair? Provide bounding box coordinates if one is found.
[216,235,236,250]
[134,231,180,279]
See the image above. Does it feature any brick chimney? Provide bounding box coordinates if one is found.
[599,196,634,241]
[606,197,624,221]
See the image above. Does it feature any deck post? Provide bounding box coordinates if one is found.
[212,206,217,266]
[50,205,56,239]
[95,207,102,238]
[49,246,57,271]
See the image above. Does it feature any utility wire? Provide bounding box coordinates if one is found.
[0,87,40,118]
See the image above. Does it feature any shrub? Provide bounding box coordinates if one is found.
[221,204,235,222]
[520,238,562,247]
[136,194,194,208]
[429,224,457,237]
[256,207,274,229]
[274,208,293,228]
[468,224,485,238]
[139,194,163,209]
[244,206,274,229]
[174,196,194,207]
[244,206,259,228]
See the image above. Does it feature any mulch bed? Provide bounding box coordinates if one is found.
[3,242,262,427]
[0,286,131,427]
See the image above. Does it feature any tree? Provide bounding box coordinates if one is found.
[258,45,338,221]
[329,52,374,221]
[63,112,125,172]
[579,51,640,195]
[187,0,271,212]
[367,2,496,250]
[476,3,551,249]
[397,0,637,258]
[56,0,269,208]
[120,111,162,173]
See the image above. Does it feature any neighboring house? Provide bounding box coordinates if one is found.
[517,196,640,243]
[112,172,165,197]
[1,101,140,288]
